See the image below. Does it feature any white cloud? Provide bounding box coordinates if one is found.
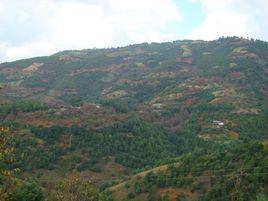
[0,0,182,62]
[190,0,268,40]
[52,2,114,49]
[190,12,258,40]
[1,0,267,61]
[17,11,31,24]
[0,41,58,61]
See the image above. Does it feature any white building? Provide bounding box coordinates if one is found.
[212,120,224,126]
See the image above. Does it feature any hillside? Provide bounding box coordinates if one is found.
[109,143,268,201]
[0,37,267,201]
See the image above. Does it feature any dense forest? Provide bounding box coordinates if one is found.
[0,37,267,200]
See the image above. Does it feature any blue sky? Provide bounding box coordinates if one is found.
[0,0,267,62]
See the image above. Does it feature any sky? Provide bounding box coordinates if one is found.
[0,0,267,62]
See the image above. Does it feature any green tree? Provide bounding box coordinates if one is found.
[0,127,15,201]
[9,182,44,201]
[256,193,268,201]
[127,192,135,199]
[134,181,142,194]
[54,175,106,201]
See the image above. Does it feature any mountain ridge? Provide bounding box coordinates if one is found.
[0,36,267,201]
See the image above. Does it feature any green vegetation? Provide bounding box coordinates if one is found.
[0,37,267,200]
[0,102,47,118]
[9,182,44,201]
[135,141,268,201]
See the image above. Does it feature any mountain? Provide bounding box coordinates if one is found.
[0,37,267,201]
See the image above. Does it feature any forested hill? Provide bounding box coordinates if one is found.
[1,36,267,137]
[1,36,267,109]
[0,37,267,201]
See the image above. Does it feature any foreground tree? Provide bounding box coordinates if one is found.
[0,127,15,200]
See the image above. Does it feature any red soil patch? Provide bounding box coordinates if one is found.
[230,72,243,78]
[263,67,268,74]
[156,188,198,201]
[176,57,193,63]
[230,131,239,139]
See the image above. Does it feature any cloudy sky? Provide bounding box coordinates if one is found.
[0,0,267,62]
